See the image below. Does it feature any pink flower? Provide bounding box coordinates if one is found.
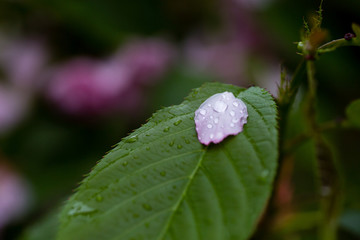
[47,38,175,117]
[0,86,29,134]
[47,58,133,116]
[119,38,175,85]
[0,164,30,231]
[0,37,48,90]
[184,35,247,84]
[195,91,248,145]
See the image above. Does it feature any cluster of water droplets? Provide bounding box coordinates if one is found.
[194,91,248,145]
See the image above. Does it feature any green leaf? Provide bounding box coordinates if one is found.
[21,208,59,240]
[57,82,278,240]
[352,23,360,40]
[346,99,360,128]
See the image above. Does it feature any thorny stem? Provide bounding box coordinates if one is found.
[305,58,342,240]
[306,60,317,132]
[253,59,306,240]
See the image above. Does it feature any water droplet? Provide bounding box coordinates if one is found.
[207,104,211,107]
[185,139,190,144]
[142,203,152,211]
[177,144,183,149]
[233,102,239,107]
[189,116,194,120]
[163,127,170,132]
[96,195,103,202]
[258,169,269,183]
[230,123,235,127]
[210,134,214,139]
[145,222,150,228]
[68,201,96,216]
[207,124,213,129]
[200,109,206,115]
[160,171,166,176]
[230,111,235,116]
[146,146,150,151]
[214,118,219,124]
[232,118,239,123]
[174,120,182,126]
[169,141,174,147]
[133,213,139,218]
[125,136,138,143]
[213,101,228,113]
[122,161,128,167]
[172,185,177,189]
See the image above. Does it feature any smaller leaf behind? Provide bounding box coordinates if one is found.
[346,99,360,128]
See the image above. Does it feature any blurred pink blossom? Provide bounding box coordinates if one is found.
[0,33,48,134]
[184,34,247,84]
[0,86,29,135]
[47,38,175,117]
[0,36,48,90]
[0,164,30,232]
[119,38,175,85]
[47,58,133,116]
[184,0,279,91]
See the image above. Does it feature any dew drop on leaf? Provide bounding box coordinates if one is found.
[67,201,96,216]
[258,169,269,183]
[142,204,152,211]
[173,120,182,126]
[163,127,170,132]
[160,171,166,176]
[122,161,128,167]
[125,136,138,143]
[96,195,103,202]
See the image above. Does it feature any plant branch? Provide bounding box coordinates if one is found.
[305,57,342,240]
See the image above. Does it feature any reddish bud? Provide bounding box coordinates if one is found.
[344,33,356,41]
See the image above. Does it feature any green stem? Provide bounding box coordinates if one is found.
[305,58,341,240]
[317,38,359,54]
[254,59,306,239]
[283,119,341,154]
[306,60,318,133]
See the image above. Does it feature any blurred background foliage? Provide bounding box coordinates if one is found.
[0,0,360,239]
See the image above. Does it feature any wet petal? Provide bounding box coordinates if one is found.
[194,91,248,145]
